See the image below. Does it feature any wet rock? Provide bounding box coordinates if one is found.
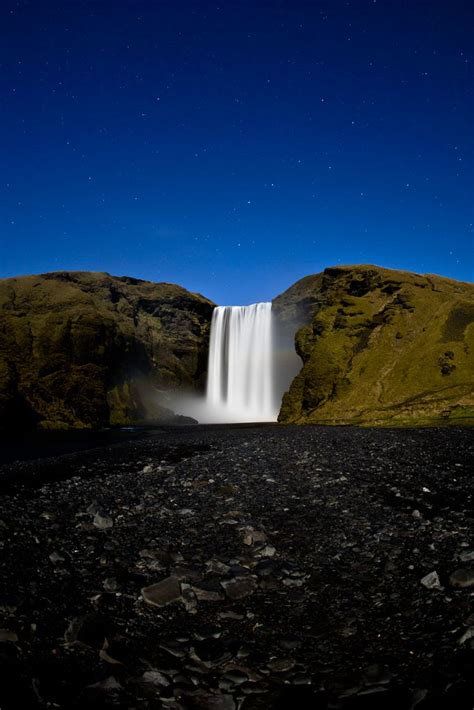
[0,629,18,643]
[449,568,474,588]
[142,576,182,607]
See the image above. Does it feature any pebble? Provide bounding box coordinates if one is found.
[141,576,182,607]
[93,512,113,529]
[420,571,441,589]
[221,576,257,600]
[449,568,474,588]
[457,627,474,646]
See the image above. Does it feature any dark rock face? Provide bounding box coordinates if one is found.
[0,271,214,430]
[273,265,474,426]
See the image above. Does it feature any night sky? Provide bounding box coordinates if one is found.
[1,1,473,304]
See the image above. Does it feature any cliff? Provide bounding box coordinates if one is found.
[0,271,214,430]
[274,265,474,426]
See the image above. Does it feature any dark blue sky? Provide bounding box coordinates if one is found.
[1,1,472,304]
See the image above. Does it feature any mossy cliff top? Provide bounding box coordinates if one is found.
[0,271,214,430]
[274,265,474,426]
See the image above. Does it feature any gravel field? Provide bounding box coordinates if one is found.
[0,424,473,709]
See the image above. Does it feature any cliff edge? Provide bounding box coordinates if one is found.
[274,265,474,426]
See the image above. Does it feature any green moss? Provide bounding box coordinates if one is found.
[442,302,474,341]
[0,272,215,430]
[275,265,474,427]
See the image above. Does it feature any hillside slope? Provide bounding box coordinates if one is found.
[0,272,214,430]
[274,265,474,426]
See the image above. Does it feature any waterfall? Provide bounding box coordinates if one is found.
[206,302,277,422]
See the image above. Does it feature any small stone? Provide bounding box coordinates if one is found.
[291,674,312,685]
[159,640,186,658]
[362,663,392,686]
[257,545,276,558]
[420,571,441,589]
[221,670,248,686]
[449,568,474,588]
[49,551,65,564]
[254,559,278,577]
[206,559,231,575]
[99,639,124,665]
[412,509,422,519]
[267,658,295,672]
[194,624,222,640]
[0,629,18,643]
[282,577,304,587]
[458,627,474,645]
[242,528,267,546]
[103,577,118,592]
[87,676,122,692]
[458,551,474,563]
[192,579,225,602]
[142,670,170,687]
[221,576,257,600]
[93,512,113,530]
[218,609,245,620]
[141,576,182,607]
[181,583,198,613]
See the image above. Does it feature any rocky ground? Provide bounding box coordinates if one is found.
[0,424,473,709]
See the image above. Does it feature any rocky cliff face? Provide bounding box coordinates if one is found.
[274,265,474,426]
[0,272,214,430]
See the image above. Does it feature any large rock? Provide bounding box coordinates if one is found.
[0,271,214,430]
[274,265,474,426]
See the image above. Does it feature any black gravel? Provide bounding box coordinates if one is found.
[0,424,473,710]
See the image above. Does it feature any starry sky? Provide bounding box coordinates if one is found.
[1,1,473,304]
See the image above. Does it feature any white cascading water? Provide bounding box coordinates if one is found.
[206,303,277,422]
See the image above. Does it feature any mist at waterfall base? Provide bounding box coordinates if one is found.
[171,303,300,424]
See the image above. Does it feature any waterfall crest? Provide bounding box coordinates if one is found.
[206,303,277,422]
